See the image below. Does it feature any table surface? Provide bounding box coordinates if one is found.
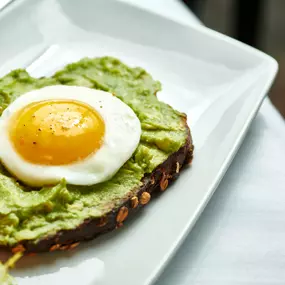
[119,1,285,285]
[1,1,285,284]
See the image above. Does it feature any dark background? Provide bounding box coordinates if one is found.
[181,0,285,118]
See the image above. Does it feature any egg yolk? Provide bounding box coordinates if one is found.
[10,100,105,165]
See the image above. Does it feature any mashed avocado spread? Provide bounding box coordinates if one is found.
[0,57,187,246]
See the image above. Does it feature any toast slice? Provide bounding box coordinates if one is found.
[0,57,193,253]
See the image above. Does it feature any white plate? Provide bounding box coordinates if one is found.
[0,0,278,284]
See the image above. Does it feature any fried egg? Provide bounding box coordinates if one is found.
[0,85,141,186]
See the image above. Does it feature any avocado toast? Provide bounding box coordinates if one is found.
[0,57,193,253]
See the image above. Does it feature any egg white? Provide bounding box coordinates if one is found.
[0,85,141,186]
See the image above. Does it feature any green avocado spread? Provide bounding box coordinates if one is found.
[0,57,187,246]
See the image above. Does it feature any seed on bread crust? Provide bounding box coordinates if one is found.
[12,244,25,253]
[97,216,107,227]
[160,173,169,191]
[140,192,151,205]
[50,244,60,252]
[116,206,129,223]
[130,196,139,208]
[176,162,180,173]
[69,242,80,250]
[59,245,70,251]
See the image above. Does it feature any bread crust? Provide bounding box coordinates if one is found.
[10,123,193,253]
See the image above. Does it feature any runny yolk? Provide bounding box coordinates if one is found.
[10,100,105,165]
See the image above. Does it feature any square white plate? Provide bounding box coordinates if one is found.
[0,0,278,284]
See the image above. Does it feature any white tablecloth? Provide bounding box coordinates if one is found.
[120,1,285,285]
